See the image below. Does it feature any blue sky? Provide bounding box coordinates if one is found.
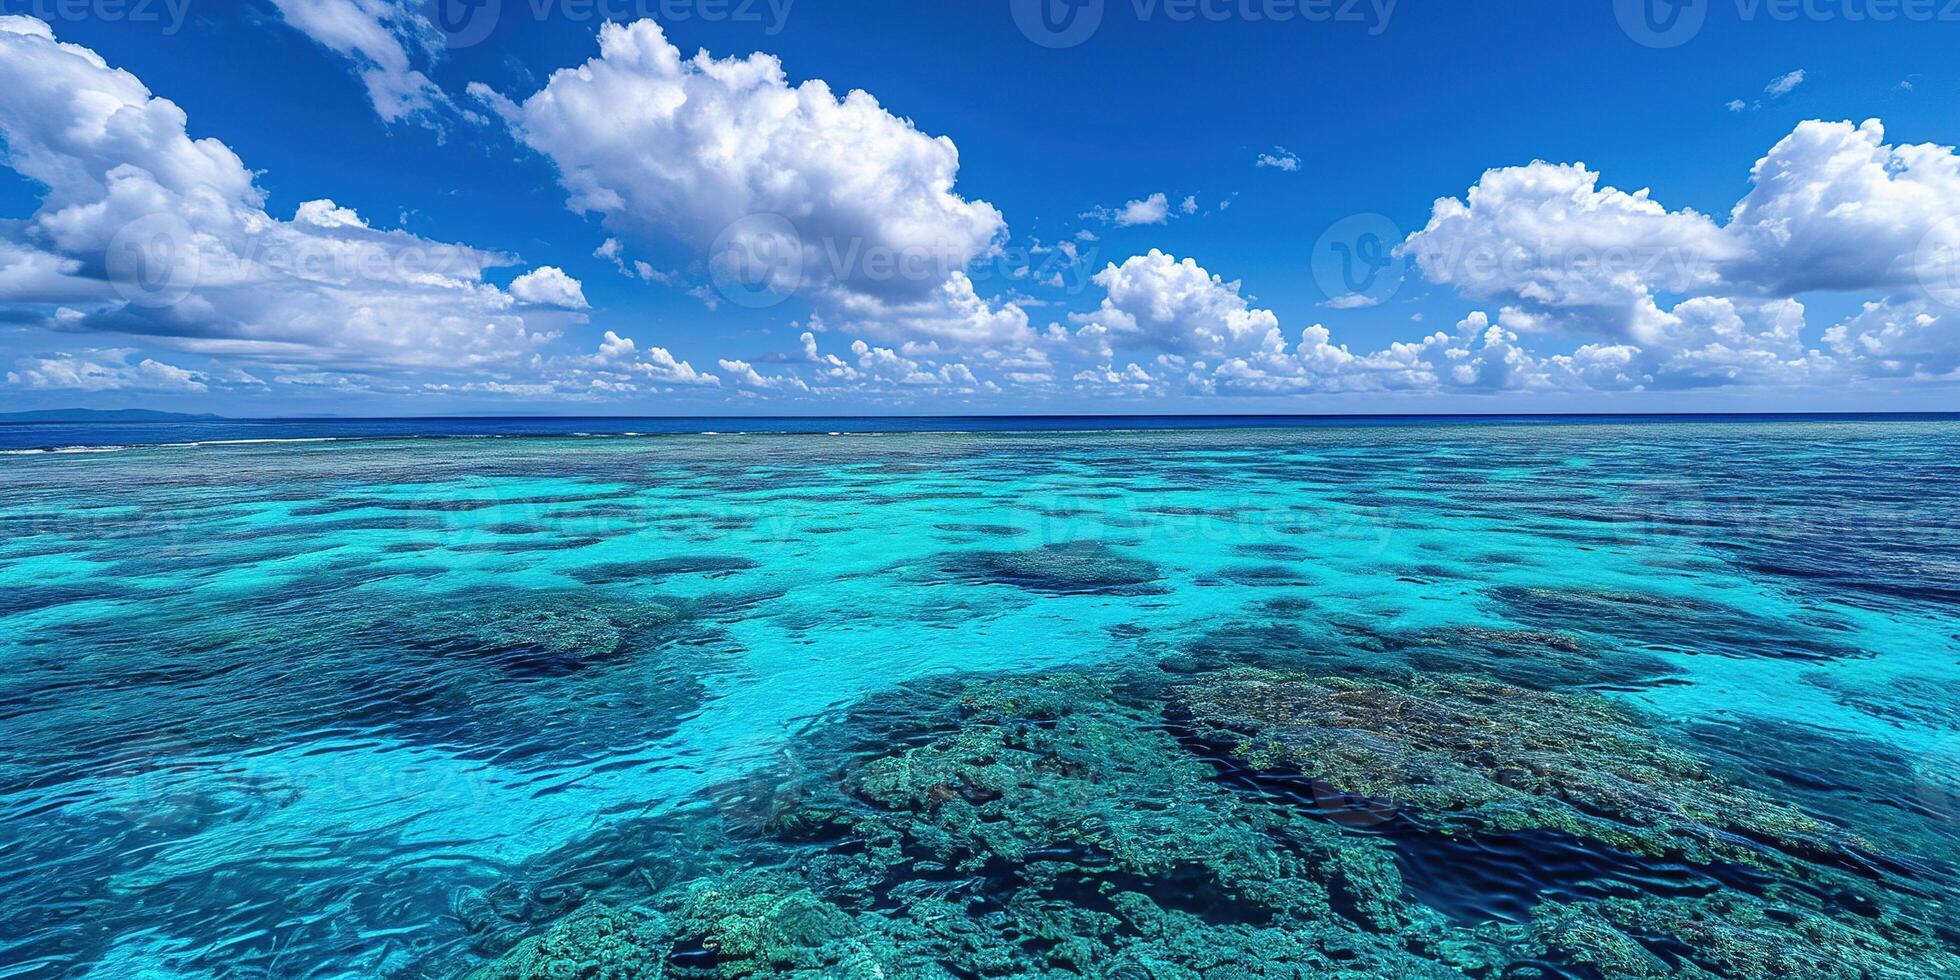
[1,0,1957,415]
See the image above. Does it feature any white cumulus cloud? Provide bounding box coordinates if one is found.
[1400,117,1960,384]
[479,18,1005,317]
[1070,249,1284,359]
[7,348,211,392]
[509,266,590,308]
[0,16,578,386]
[1084,192,1172,227]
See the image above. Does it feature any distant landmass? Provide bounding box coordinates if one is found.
[0,409,224,423]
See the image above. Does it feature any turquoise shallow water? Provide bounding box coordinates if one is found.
[1,421,1957,977]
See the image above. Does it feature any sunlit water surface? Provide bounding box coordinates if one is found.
[1,421,1956,976]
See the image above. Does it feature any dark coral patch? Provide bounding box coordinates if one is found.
[1491,585,1866,661]
[931,523,1027,538]
[1213,564,1316,587]
[1397,625,1682,691]
[568,555,760,585]
[932,542,1167,597]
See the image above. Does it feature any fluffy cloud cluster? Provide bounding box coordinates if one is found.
[1400,119,1960,386]
[0,15,996,407]
[684,317,1007,397]
[7,8,1956,408]
[1403,160,1731,343]
[720,117,1957,399]
[1825,298,1959,377]
[570,329,718,387]
[0,15,599,392]
[742,326,990,394]
[509,266,590,309]
[1070,250,1281,359]
[832,272,1039,350]
[6,348,217,392]
[1726,120,1960,299]
[480,18,1007,328]
[1052,251,1572,397]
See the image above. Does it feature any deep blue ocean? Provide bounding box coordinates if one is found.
[5,412,1955,453]
[1,416,1956,977]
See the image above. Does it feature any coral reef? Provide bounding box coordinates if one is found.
[931,523,1028,538]
[1171,612,1681,693]
[569,556,761,585]
[409,592,692,674]
[932,542,1167,596]
[1175,671,1875,870]
[1209,563,1317,587]
[1395,625,1680,691]
[1490,586,1865,661]
[470,903,672,979]
[1508,891,1954,980]
[470,667,1960,979]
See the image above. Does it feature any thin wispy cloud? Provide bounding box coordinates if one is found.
[1766,69,1807,97]
[1730,69,1806,112]
[1255,147,1300,171]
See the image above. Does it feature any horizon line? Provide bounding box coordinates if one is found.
[21,410,1960,421]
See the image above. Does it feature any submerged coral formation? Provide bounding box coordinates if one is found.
[931,542,1168,596]
[469,666,1959,979]
[408,592,692,674]
[1175,671,1861,868]
[1490,586,1865,662]
[1169,610,1681,693]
